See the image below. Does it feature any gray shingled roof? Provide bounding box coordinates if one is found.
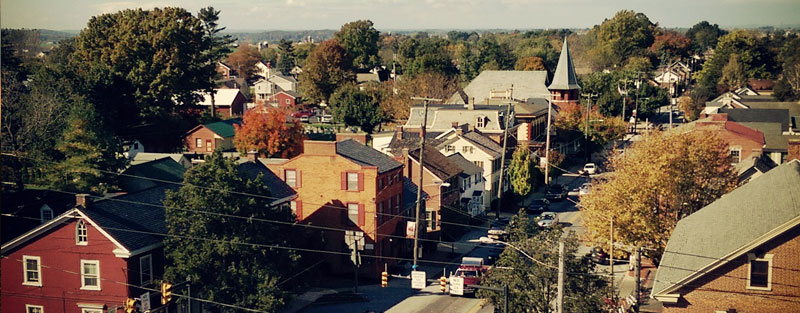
[405,105,508,132]
[447,153,483,177]
[463,132,503,158]
[83,185,176,253]
[120,158,185,193]
[403,177,428,212]
[408,146,462,180]
[239,160,297,203]
[652,160,800,297]
[447,70,549,104]
[719,108,790,131]
[548,38,581,91]
[336,139,403,173]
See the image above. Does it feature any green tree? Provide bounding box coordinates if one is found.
[779,37,800,96]
[477,35,516,71]
[686,21,726,53]
[580,130,737,260]
[478,211,608,313]
[163,151,298,312]
[773,78,796,101]
[276,39,296,76]
[198,6,234,119]
[720,53,747,90]
[586,10,656,69]
[398,37,458,78]
[695,30,777,96]
[329,84,383,134]
[298,39,355,104]
[514,56,546,71]
[48,102,127,194]
[335,20,381,70]
[508,145,535,196]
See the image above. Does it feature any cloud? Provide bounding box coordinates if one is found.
[286,0,306,7]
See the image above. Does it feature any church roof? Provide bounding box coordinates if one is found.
[548,38,580,91]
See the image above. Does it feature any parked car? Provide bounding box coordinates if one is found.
[588,247,609,264]
[526,198,550,214]
[579,183,592,196]
[580,163,597,175]
[536,212,559,228]
[291,111,314,118]
[545,184,567,201]
[487,218,510,240]
[320,114,333,123]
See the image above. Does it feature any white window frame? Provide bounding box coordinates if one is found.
[746,253,773,291]
[139,254,153,285]
[290,200,297,215]
[195,138,203,148]
[78,304,104,313]
[285,169,297,188]
[730,147,742,164]
[347,172,359,191]
[22,255,42,287]
[476,116,485,128]
[76,220,88,245]
[80,260,101,290]
[26,305,44,313]
[348,203,359,224]
[40,205,54,223]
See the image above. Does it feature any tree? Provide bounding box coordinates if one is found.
[226,43,263,80]
[234,108,304,158]
[335,20,381,70]
[694,30,777,96]
[780,37,800,95]
[508,145,535,196]
[398,37,458,78]
[477,35,516,71]
[677,95,703,121]
[586,10,656,68]
[514,56,546,71]
[686,21,726,53]
[47,102,127,194]
[163,151,297,312]
[580,130,737,260]
[276,39,296,76]
[649,30,692,60]
[478,211,608,312]
[383,72,459,121]
[720,53,747,90]
[773,78,796,101]
[198,6,234,119]
[329,84,383,134]
[298,39,355,104]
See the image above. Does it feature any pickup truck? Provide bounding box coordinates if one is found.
[452,257,488,295]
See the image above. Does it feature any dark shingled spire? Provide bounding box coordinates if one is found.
[548,37,580,91]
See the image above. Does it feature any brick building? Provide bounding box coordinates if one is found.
[652,160,800,312]
[548,37,580,109]
[265,139,404,276]
[184,118,241,154]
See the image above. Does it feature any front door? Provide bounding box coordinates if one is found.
[206,139,212,152]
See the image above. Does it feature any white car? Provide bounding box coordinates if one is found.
[579,183,592,196]
[582,163,597,175]
[537,212,559,228]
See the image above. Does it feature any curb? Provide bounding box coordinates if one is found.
[466,298,488,313]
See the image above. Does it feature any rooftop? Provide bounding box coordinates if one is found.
[336,139,403,174]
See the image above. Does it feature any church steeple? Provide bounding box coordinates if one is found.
[547,37,580,107]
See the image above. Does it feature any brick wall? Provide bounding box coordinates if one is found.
[185,127,218,154]
[663,225,800,312]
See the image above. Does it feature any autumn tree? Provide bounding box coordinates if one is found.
[514,56,546,71]
[163,151,298,312]
[779,36,800,97]
[508,145,536,196]
[298,39,355,104]
[478,211,608,312]
[580,130,737,260]
[329,84,383,134]
[227,43,263,80]
[380,71,460,121]
[335,20,381,70]
[649,30,691,60]
[677,95,703,121]
[234,108,304,158]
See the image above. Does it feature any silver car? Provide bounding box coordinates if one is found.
[537,212,559,228]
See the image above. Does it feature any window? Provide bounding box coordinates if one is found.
[395,194,401,215]
[462,146,473,153]
[139,255,153,285]
[76,220,87,245]
[426,209,437,230]
[285,169,297,187]
[348,203,359,225]
[290,201,297,215]
[133,142,139,150]
[26,305,43,313]
[378,177,383,190]
[730,147,741,164]
[476,116,485,128]
[473,161,484,169]
[82,309,102,313]
[747,253,773,290]
[285,99,291,104]
[23,256,41,286]
[378,202,384,224]
[80,260,100,290]
[347,173,359,191]
[446,145,455,152]
[195,138,202,148]
[79,305,103,313]
[40,205,53,223]
[205,140,212,152]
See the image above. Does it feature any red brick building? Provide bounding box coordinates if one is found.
[686,114,765,165]
[548,37,580,109]
[1,187,173,313]
[184,118,241,154]
[265,139,404,276]
[271,90,300,109]
[652,160,800,312]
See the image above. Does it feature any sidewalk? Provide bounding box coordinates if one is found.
[617,258,660,312]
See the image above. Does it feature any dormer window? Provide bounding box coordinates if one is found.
[476,116,485,128]
[76,220,88,245]
[40,205,54,223]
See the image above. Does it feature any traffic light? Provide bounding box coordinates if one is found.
[440,276,447,293]
[381,271,388,288]
[124,298,137,313]
[161,282,173,304]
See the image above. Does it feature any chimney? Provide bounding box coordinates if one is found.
[396,126,404,140]
[451,122,459,128]
[303,140,336,156]
[788,139,800,162]
[468,97,475,110]
[246,150,258,161]
[76,194,91,208]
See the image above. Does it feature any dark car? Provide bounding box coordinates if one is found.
[545,184,567,201]
[589,247,609,264]
[526,198,550,214]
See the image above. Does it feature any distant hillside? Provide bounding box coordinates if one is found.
[224,30,335,43]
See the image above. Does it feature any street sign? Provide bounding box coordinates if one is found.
[450,276,464,296]
[140,292,151,312]
[411,270,426,289]
[345,230,365,250]
[350,249,361,266]
[406,221,416,238]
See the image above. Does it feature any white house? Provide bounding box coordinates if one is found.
[446,152,486,216]
[435,126,503,211]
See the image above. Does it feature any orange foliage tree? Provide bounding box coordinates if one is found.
[234,107,304,158]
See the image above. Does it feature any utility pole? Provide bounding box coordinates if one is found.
[633,72,642,134]
[544,93,553,185]
[557,240,565,313]
[609,216,615,304]
[581,93,597,164]
[410,96,441,268]
[634,246,642,313]
[186,275,191,313]
[496,86,513,219]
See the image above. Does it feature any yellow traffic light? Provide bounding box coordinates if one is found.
[440,276,447,293]
[161,282,173,304]
[381,271,388,288]
[125,298,136,313]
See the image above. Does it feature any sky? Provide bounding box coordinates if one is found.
[2,0,800,31]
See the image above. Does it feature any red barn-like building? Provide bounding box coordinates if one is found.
[1,186,173,313]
